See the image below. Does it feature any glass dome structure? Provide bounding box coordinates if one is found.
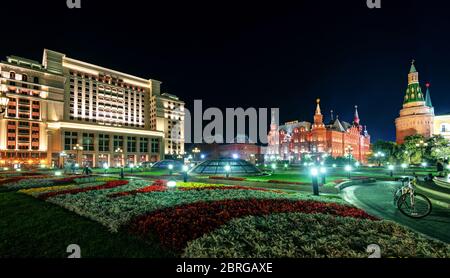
[151,160,183,170]
[189,159,262,175]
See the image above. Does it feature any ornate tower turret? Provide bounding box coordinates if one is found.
[353,105,360,126]
[313,98,324,129]
[395,60,434,144]
[404,60,425,104]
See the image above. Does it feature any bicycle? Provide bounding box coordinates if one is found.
[393,178,432,218]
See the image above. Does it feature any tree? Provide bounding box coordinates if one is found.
[369,140,396,165]
[428,135,450,164]
[325,156,356,166]
[402,135,426,165]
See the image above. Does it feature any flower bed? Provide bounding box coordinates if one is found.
[183,213,450,258]
[44,181,333,231]
[108,181,284,198]
[38,180,129,200]
[128,199,377,251]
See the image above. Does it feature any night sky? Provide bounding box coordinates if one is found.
[2,0,450,142]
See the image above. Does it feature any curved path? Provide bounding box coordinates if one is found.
[341,181,450,243]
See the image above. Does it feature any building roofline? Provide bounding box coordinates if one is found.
[44,49,162,85]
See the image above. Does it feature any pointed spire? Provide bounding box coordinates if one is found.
[410,59,417,73]
[330,110,334,121]
[405,60,424,104]
[315,98,322,115]
[425,83,433,107]
[313,98,324,127]
[353,105,360,126]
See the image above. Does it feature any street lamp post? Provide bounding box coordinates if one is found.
[182,165,189,182]
[345,145,354,166]
[192,147,201,162]
[320,167,327,184]
[115,147,124,178]
[73,144,84,166]
[416,140,428,162]
[345,165,352,179]
[224,164,231,178]
[374,151,385,167]
[310,167,320,196]
[388,165,395,177]
[168,164,174,176]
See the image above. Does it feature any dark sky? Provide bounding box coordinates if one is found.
[2,0,450,142]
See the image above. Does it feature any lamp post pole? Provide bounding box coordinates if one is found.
[345,145,353,166]
[311,168,320,196]
[115,148,124,179]
[192,147,201,162]
[73,144,84,167]
[416,140,428,162]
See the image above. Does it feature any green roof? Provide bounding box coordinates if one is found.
[404,83,424,104]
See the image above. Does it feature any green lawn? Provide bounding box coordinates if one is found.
[0,191,173,258]
[245,167,441,184]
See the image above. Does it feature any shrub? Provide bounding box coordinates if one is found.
[183,213,450,258]
[128,199,376,251]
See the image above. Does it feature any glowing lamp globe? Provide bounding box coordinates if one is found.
[182,165,189,172]
[310,167,319,177]
[167,180,177,188]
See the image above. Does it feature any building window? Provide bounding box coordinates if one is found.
[127,137,137,153]
[64,132,78,150]
[442,124,450,133]
[113,135,124,150]
[82,133,94,151]
[99,134,110,152]
[151,138,159,153]
[140,137,148,153]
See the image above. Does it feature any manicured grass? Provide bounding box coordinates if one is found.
[0,192,173,258]
[244,167,441,184]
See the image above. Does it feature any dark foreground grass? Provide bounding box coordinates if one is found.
[0,192,173,258]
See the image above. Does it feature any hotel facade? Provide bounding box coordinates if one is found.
[0,49,185,167]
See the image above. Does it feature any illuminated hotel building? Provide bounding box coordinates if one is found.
[0,49,184,167]
[154,92,185,156]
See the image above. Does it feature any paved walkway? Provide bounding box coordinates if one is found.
[341,181,450,243]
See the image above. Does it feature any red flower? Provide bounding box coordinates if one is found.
[108,180,167,198]
[128,199,378,251]
[39,180,129,200]
[179,186,284,194]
